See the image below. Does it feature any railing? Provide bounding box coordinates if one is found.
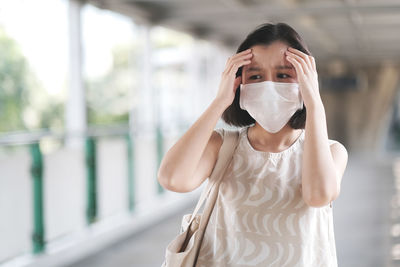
[0,122,176,259]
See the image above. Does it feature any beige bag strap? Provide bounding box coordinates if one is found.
[187,129,240,226]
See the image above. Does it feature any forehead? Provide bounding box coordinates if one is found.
[243,42,292,71]
[251,42,289,56]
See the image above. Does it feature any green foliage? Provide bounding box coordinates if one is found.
[0,24,193,132]
[86,42,140,125]
[0,28,30,132]
[0,27,64,133]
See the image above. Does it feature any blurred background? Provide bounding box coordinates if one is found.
[0,0,400,266]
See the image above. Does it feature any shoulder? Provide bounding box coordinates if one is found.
[329,139,348,165]
[210,128,224,153]
[329,139,347,152]
[213,127,244,142]
[213,128,225,140]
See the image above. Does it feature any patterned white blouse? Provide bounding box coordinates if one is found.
[196,125,339,267]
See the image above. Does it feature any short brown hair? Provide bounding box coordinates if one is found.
[221,22,310,129]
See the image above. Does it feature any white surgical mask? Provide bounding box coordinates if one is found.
[239,80,304,133]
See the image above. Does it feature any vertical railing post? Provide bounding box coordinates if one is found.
[29,142,45,254]
[85,137,97,224]
[156,124,164,194]
[126,133,135,212]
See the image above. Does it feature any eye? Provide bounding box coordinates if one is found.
[277,73,291,79]
[249,75,261,80]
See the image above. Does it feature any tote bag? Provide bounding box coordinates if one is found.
[161,129,240,267]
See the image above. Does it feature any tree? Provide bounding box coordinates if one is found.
[0,27,64,133]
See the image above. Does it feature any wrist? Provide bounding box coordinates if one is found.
[306,95,324,112]
[211,98,230,113]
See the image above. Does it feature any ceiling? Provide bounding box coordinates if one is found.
[87,0,400,66]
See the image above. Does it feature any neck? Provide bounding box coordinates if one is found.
[248,122,303,152]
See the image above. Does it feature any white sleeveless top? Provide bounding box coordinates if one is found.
[196,125,339,267]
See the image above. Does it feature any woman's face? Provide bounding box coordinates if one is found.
[242,41,298,85]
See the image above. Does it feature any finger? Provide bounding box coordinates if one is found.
[225,49,252,67]
[237,48,252,56]
[310,56,316,71]
[286,50,311,72]
[286,52,309,74]
[230,52,253,66]
[225,53,253,74]
[286,54,304,76]
[229,50,253,65]
[287,47,313,71]
[287,47,310,60]
[227,58,252,76]
[234,51,253,60]
[227,59,251,76]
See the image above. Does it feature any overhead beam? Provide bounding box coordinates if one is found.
[158,3,400,25]
[84,0,400,67]
[86,0,154,24]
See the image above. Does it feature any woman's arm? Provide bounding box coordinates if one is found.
[157,99,226,193]
[302,101,348,207]
[157,48,253,193]
[285,47,348,207]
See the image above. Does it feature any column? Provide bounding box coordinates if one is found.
[66,0,86,148]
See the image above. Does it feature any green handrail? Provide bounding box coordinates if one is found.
[0,123,166,259]
[29,142,45,254]
[126,133,135,212]
[85,137,97,224]
[156,125,164,194]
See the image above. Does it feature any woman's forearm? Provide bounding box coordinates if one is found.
[302,100,338,206]
[157,98,227,191]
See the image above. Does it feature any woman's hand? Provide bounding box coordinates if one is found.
[214,48,253,108]
[285,47,322,109]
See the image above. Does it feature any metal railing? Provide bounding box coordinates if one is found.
[0,122,171,257]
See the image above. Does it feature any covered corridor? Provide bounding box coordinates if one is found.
[1,0,400,267]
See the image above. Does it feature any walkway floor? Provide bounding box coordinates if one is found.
[67,153,397,267]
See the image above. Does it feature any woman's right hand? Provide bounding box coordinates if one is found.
[214,48,253,108]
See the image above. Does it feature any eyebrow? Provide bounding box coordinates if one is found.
[246,65,294,72]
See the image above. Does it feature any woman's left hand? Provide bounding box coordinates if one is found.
[285,47,322,109]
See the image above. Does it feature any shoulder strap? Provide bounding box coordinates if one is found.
[187,129,240,225]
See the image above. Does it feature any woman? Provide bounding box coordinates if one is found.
[158,22,348,266]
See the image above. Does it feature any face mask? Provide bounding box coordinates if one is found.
[239,80,304,133]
